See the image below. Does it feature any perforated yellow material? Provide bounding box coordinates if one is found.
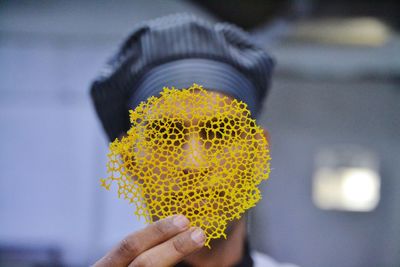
[101,84,271,247]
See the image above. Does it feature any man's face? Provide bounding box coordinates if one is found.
[104,85,270,247]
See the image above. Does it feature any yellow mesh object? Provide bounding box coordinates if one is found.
[101,84,271,247]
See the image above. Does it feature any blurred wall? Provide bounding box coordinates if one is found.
[253,78,400,267]
[250,39,400,267]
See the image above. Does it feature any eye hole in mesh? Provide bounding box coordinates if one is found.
[101,84,271,248]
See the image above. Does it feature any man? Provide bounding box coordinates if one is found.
[90,13,296,267]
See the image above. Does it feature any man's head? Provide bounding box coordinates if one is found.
[90,14,275,248]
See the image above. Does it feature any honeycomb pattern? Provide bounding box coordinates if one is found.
[101,84,271,247]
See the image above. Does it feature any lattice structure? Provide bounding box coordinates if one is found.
[101,84,271,247]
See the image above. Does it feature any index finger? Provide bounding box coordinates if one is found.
[129,227,205,267]
[93,215,190,267]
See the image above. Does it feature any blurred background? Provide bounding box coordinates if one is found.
[0,1,399,266]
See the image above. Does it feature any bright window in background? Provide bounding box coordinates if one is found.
[312,145,380,212]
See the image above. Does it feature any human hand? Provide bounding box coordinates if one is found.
[93,215,205,267]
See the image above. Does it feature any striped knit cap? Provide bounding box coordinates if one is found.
[90,13,275,141]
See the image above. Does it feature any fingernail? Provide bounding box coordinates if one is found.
[190,228,205,245]
[173,215,189,229]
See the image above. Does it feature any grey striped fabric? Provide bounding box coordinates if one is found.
[90,13,275,141]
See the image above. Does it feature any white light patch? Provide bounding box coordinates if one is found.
[341,168,380,211]
[312,146,380,212]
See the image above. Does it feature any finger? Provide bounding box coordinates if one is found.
[93,215,190,267]
[129,227,205,267]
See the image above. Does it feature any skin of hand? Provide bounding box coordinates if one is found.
[93,215,204,267]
